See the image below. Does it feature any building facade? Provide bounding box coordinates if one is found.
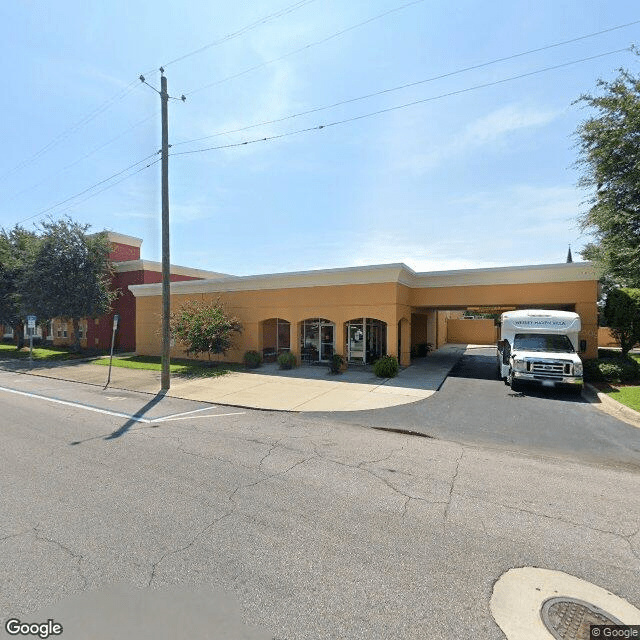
[50,232,224,351]
[130,261,599,365]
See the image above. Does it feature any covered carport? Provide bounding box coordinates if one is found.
[403,262,599,360]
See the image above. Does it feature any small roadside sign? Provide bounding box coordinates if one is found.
[26,315,36,367]
[104,314,121,389]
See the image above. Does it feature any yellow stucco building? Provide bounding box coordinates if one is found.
[130,260,599,366]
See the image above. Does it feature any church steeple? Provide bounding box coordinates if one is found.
[566,245,573,263]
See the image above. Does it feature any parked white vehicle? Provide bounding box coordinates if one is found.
[496,310,583,391]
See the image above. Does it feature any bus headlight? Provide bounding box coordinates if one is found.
[513,359,527,372]
[574,362,583,376]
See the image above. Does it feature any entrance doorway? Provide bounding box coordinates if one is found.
[345,318,387,364]
[300,318,334,363]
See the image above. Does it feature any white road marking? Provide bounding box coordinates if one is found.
[0,385,151,423]
[155,412,246,422]
[154,406,222,421]
[0,386,243,424]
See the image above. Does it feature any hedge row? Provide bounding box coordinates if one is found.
[583,356,639,383]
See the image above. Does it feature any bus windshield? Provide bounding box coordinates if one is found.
[513,333,575,353]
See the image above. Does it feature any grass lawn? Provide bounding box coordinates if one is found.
[604,385,640,412]
[590,351,640,413]
[92,355,242,377]
[0,343,85,361]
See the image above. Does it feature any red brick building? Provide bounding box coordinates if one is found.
[50,232,224,352]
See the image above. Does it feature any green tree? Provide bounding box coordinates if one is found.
[0,225,38,348]
[575,64,640,286]
[170,299,242,361]
[18,218,116,352]
[603,287,640,357]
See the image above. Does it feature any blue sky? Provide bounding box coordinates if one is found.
[1,1,639,275]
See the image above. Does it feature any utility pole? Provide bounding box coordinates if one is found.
[140,69,185,391]
[160,69,171,391]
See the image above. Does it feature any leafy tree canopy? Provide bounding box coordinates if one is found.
[575,61,640,287]
[603,287,640,357]
[0,226,38,346]
[170,299,242,361]
[18,217,116,351]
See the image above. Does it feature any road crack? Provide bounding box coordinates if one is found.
[33,525,88,588]
[148,452,317,587]
[311,445,449,519]
[465,497,640,565]
[443,449,464,531]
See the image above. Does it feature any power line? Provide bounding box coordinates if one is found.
[184,0,427,97]
[174,19,640,147]
[142,0,319,75]
[5,1,321,187]
[53,158,161,219]
[9,111,159,203]
[0,79,142,183]
[16,151,160,225]
[171,47,631,157]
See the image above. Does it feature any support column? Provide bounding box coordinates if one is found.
[334,320,345,359]
[256,321,264,355]
[290,321,301,365]
[388,321,398,359]
[575,301,598,359]
[399,317,411,366]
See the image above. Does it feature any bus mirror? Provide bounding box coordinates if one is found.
[579,339,587,353]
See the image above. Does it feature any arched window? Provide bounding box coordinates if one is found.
[261,318,290,362]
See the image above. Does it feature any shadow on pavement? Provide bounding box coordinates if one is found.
[104,391,167,440]
[448,346,587,403]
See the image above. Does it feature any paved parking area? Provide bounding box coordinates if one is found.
[318,346,640,471]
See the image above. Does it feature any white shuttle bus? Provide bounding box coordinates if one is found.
[496,310,583,391]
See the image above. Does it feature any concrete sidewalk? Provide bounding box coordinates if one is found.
[0,344,467,412]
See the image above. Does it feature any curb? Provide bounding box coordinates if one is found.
[583,382,640,429]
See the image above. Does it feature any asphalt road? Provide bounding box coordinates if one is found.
[315,346,640,471]
[0,368,639,639]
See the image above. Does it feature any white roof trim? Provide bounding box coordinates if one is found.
[113,259,228,279]
[95,231,144,247]
[129,261,597,298]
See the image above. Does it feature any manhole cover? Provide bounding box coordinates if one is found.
[541,596,623,639]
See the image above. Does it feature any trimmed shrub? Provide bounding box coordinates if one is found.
[243,350,261,369]
[277,351,296,370]
[584,356,639,384]
[583,359,605,382]
[374,355,399,378]
[328,353,345,374]
[410,343,433,358]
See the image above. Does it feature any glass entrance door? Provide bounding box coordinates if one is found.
[320,324,334,361]
[348,322,365,363]
[346,318,386,363]
[301,319,334,363]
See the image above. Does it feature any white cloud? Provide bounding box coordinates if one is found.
[389,103,559,174]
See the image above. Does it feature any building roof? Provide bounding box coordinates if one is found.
[89,231,144,247]
[113,260,229,279]
[129,261,597,297]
